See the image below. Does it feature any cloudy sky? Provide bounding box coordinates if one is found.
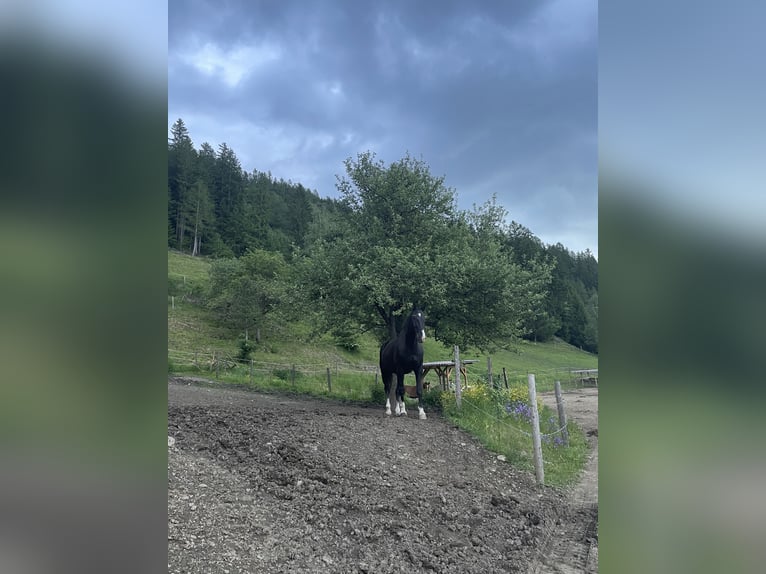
[169,0,597,256]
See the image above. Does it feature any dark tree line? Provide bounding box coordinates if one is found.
[504,223,598,352]
[168,118,339,258]
[168,118,597,353]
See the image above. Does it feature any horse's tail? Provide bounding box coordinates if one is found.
[379,339,393,370]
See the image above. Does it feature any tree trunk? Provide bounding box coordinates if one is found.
[191,198,200,256]
[175,207,182,249]
[178,220,185,252]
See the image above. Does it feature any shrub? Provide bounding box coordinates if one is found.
[168,276,184,297]
[463,383,493,405]
[273,368,301,382]
[505,385,531,405]
[499,385,543,414]
[237,338,254,361]
[332,328,360,352]
[440,390,457,413]
[370,384,387,404]
[420,388,445,410]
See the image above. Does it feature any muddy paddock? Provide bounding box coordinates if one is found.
[168,378,597,573]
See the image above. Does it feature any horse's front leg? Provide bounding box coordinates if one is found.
[395,373,407,416]
[416,367,427,420]
[383,371,393,416]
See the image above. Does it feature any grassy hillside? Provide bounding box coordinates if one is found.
[168,249,211,283]
[168,250,597,391]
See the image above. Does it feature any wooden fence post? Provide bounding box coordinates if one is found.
[214,352,219,378]
[487,356,493,388]
[454,346,462,409]
[249,359,253,385]
[527,374,545,486]
[291,364,296,386]
[554,380,569,446]
[171,296,175,310]
[502,367,508,389]
[327,367,332,393]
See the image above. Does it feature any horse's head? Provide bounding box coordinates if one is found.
[410,308,426,343]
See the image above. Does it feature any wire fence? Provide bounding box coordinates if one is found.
[168,348,595,398]
[458,395,569,439]
[428,365,597,395]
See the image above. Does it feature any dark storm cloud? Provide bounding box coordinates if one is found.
[169,0,597,254]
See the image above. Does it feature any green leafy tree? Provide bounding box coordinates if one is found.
[303,154,552,351]
[430,198,554,350]
[207,249,289,342]
[303,151,457,344]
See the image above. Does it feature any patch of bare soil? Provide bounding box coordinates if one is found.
[168,378,597,573]
[532,388,599,573]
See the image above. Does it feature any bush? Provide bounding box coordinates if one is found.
[273,368,301,382]
[370,384,386,404]
[168,276,184,297]
[237,338,254,361]
[440,390,457,413]
[505,385,530,404]
[333,328,360,352]
[498,385,543,414]
[420,388,445,410]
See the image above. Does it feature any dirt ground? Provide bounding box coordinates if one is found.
[168,378,598,573]
[535,388,599,573]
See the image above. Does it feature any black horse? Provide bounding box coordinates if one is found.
[379,307,427,419]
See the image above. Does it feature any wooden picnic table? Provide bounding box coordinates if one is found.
[422,360,478,391]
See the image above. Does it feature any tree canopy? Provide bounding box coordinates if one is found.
[302,152,555,351]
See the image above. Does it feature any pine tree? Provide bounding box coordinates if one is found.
[168,119,197,251]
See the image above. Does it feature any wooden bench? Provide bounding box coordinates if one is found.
[570,369,598,386]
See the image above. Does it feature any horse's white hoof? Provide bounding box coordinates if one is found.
[418,408,427,420]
